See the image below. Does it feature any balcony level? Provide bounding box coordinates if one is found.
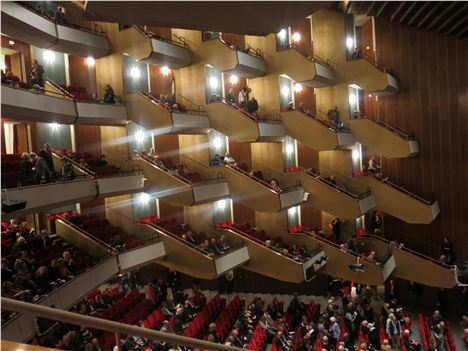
[355,235,458,289]
[1,84,127,126]
[350,115,419,158]
[203,37,266,78]
[280,110,355,151]
[215,164,305,212]
[276,46,335,87]
[205,100,285,142]
[292,230,395,286]
[124,92,210,134]
[135,155,229,207]
[122,27,191,69]
[140,219,249,280]
[354,172,440,224]
[1,1,110,58]
[217,224,321,283]
[291,170,375,219]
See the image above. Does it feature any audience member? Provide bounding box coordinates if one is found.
[29,59,45,87]
[19,152,34,185]
[103,84,115,104]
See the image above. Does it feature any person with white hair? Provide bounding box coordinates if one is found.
[330,316,341,350]
[386,313,402,350]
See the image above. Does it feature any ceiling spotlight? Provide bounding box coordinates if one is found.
[229,75,239,85]
[8,40,15,46]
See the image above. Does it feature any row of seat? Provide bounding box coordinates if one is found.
[182,295,226,339]
[206,295,245,342]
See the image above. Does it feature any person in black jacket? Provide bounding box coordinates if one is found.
[19,152,34,185]
[167,270,182,295]
[103,84,115,104]
[38,143,55,174]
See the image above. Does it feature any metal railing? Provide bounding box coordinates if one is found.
[135,26,189,49]
[176,93,206,114]
[218,35,264,60]
[226,164,285,194]
[140,91,206,115]
[349,111,415,141]
[277,43,333,68]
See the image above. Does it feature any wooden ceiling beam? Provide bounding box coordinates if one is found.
[407,2,431,26]
[390,2,406,22]
[376,1,389,17]
[437,3,468,33]
[427,2,458,30]
[399,2,418,24]
[418,2,444,28]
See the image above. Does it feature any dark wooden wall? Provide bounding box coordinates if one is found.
[294,84,316,114]
[374,18,468,260]
[146,26,172,40]
[68,55,97,95]
[222,33,245,48]
[228,140,252,169]
[223,74,246,105]
[1,36,31,82]
[291,18,312,57]
[149,65,174,96]
[74,125,102,159]
[153,134,180,165]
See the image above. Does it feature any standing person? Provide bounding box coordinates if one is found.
[238,86,249,109]
[54,6,67,24]
[30,152,52,184]
[167,269,182,295]
[103,84,115,104]
[441,237,455,265]
[386,313,402,351]
[330,317,341,350]
[39,143,55,174]
[329,218,343,242]
[327,106,340,128]
[247,96,259,117]
[29,59,45,87]
[19,152,34,186]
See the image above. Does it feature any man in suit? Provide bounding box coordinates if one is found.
[39,143,55,174]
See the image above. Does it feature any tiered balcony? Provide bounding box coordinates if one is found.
[1,1,110,58]
[354,172,440,224]
[355,235,458,288]
[289,168,375,219]
[135,154,229,207]
[139,217,249,279]
[124,92,210,134]
[350,114,419,158]
[214,164,305,212]
[217,222,324,283]
[280,109,355,150]
[202,36,266,78]
[123,27,191,69]
[289,227,395,285]
[1,83,127,126]
[276,45,335,87]
[205,99,285,142]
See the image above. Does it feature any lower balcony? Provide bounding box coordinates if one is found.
[205,100,285,142]
[355,235,458,288]
[124,92,210,134]
[350,116,419,158]
[135,155,229,207]
[354,172,440,224]
[291,170,375,219]
[346,57,399,95]
[140,219,249,279]
[1,84,127,126]
[215,165,305,212]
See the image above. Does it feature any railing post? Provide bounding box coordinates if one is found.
[115,332,122,350]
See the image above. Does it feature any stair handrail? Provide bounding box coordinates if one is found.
[135,26,189,49]
[52,151,97,177]
[218,34,264,60]
[1,298,245,351]
[176,93,206,114]
[251,160,301,188]
[44,77,76,100]
[225,164,284,193]
[349,112,415,140]
[277,43,333,68]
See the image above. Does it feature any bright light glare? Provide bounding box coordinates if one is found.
[288,206,297,215]
[281,86,290,97]
[213,137,222,149]
[278,29,287,38]
[8,40,14,46]
[43,50,55,64]
[349,93,357,106]
[292,32,301,42]
[50,122,60,131]
[346,37,354,49]
[86,56,95,66]
[209,77,218,89]
[139,193,150,205]
[294,83,303,93]
[352,149,360,161]
[229,75,239,85]
[135,130,145,142]
[130,66,140,79]
[217,199,226,210]
[161,66,170,76]
[285,143,294,155]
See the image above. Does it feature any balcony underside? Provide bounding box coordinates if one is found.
[355,237,458,288]
[281,111,355,150]
[1,2,109,58]
[135,159,229,206]
[1,85,127,126]
[276,49,335,88]
[219,229,313,283]
[203,39,266,78]
[346,59,399,95]
[124,93,210,134]
[143,224,249,279]
[205,102,285,142]
[215,166,305,212]
[350,118,419,158]
[356,176,439,224]
[291,234,393,285]
[293,172,375,219]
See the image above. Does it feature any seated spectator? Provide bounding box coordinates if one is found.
[226,88,236,104]
[246,97,259,116]
[441,237,455,265]
[60,158,76,181]
[95,155,108,166]
[327,175,337,186]
[218,235,230,252]
[403,329,421,351]
[223,152,236,165]
[19,152,34,186]
[327,106,340,128]
[103,84,115,104]
[298,102,306,113]
[287,101,295,111]
[209,238,222,256]
[211,153,223,166]
[78,158,90,169]
[368,156,380,174]
[270,179,282,192]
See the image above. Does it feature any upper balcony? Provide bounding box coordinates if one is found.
[217,222,323,283]
[290,228,395,286]
[124,92,210,134]
[276,45,335,88]
[139,217,249,280]
[280,109,355,151]
[355,235,458,288]
[214,164,305,212]
[122,26,191,69]
[1,83,127,126]
[134,154,229,207]
[289,169,375,219]
[1,1,110,58]
[202,35,266,78]
[205,99,285,142]
[350,113,419,158]
[346,52,399,95]
[354,172,440,224]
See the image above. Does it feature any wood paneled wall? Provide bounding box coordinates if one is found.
[360,19,375,61]
[159,201,184,223]
[232,202,255,225]
[68,55,97,95]
[146,26,172,40]
[223,74,246,105]
[297,141,319,170]
[374,18,468,259]
[1,36,31,82]
[74,125,102,159]
[222,33,245,49]
[294,85,316,114]
[291,18,313,57]
[228,140,252,169]
[149,65,174,96]
[154,134,180,165]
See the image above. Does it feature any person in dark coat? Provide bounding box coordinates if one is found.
[19,152,34,185]
[103,84,115,104]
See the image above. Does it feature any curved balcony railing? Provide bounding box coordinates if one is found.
[134,26,189,49]
[349,111,415,141]
[202,31,264,60]
[277,43,333,69]
[285,107,352,131]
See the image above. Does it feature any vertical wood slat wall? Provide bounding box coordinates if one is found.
[374,18,468,259]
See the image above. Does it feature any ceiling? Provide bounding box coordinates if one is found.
[83,1,331,36]
[335,1,468,38]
